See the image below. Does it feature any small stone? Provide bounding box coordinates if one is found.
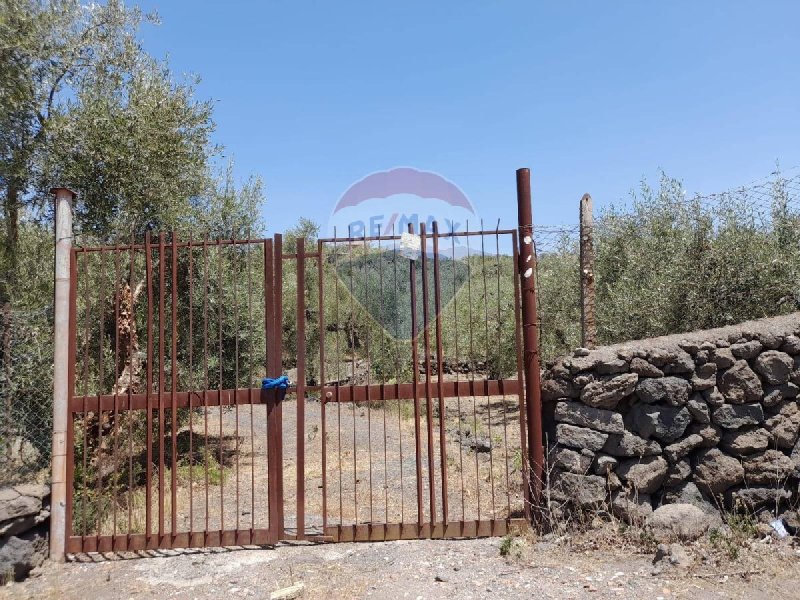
[0,488,42,522]
[648,504,712,542]
[678,340,701,354]
[687,395,710,423]
[567,355,600,374]
[763,382,799,408]
[580,373,638,409]
[612,489,653,524]
[691,362,717,391]
[702,387,725,407]
[726,486,791,511]
[759,331,783,350]
[554,400,625,434]
[711,348,736,369]
[664,459,691,486]
[730,340,763,359]
[636,377,690,406]
[687,422,722,447]
[743,449,794,485]
[629,404,691,443]
[754,350,794,385]
[602,431,662,458]
[596,358,629,375]
[718,360,763,404]
[542,378,578,402]
[720,427,771,456]
[555,424,609,452]
[617,456,668,494]
[552,447,594,474]
[662,350,695,376]
[573,347,591,357]
[630,357,664,378]
[653,543,693,569]
[593,454,619,475]
[661,482,721,517]
[780,335,800,355]
[694,448,745,494]
[765,402,800,449]
[663,434,704,463]
[712,403,764,429]
[549,471,607,507]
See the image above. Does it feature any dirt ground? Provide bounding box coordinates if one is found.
[4,532,800,599]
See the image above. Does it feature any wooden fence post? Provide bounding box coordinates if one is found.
[579,193,596,349]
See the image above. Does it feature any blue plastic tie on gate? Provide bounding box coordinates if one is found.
[262,375,290,390]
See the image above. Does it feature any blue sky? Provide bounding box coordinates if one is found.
[137,1,800,235]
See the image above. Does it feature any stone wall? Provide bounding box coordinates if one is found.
[0,484,49,581]
[542,313,800,523]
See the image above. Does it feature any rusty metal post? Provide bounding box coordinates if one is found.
[579,194,597,349]
[515,169,544,515]
[50,186,76,561]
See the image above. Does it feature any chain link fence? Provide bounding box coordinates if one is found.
[534,167,800,363]
[0,306,54,484]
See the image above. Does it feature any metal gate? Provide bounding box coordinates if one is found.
[62,174,542,554]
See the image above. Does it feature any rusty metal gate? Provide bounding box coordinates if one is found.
[63,173,542,554]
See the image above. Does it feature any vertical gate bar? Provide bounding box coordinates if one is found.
[263,238,278,542]
[510,230,530,521]
[81,251,91,539]
[127,233,136,538]
[295,238,307,539]
[273,233,285,536]
[431,221,449,525]
[407,223,424,528]
[392,229,404,524]
[145,232,154,544]
[495,228,512,517]
[158,232,166,542]
[202,236,210,541]
[516,168,544,511]
[317,240,327,531]
[232,231,240,533]
[112,244,121,539]
[361,233,373,526]
[171,233,179,539]
[450,229,466,527]
[464,223,480,522]
[187,235,194,534]
[65,249,78,545]
[479,226,497,518]
[377,238,388,523]
[346,229,357,525]
[332,233,343,526]
[419,222,436,527]
[217,237,225,533]
[246,235,255,535]
[96,249,106,537]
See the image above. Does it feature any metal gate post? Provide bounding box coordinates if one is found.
[50,187,76,561]
[515,169,544,516]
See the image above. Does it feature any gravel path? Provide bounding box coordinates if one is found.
[4,535,800,599]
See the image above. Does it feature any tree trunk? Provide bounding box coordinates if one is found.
[1,184,20,306]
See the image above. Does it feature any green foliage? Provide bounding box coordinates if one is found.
[538,171,800,362]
